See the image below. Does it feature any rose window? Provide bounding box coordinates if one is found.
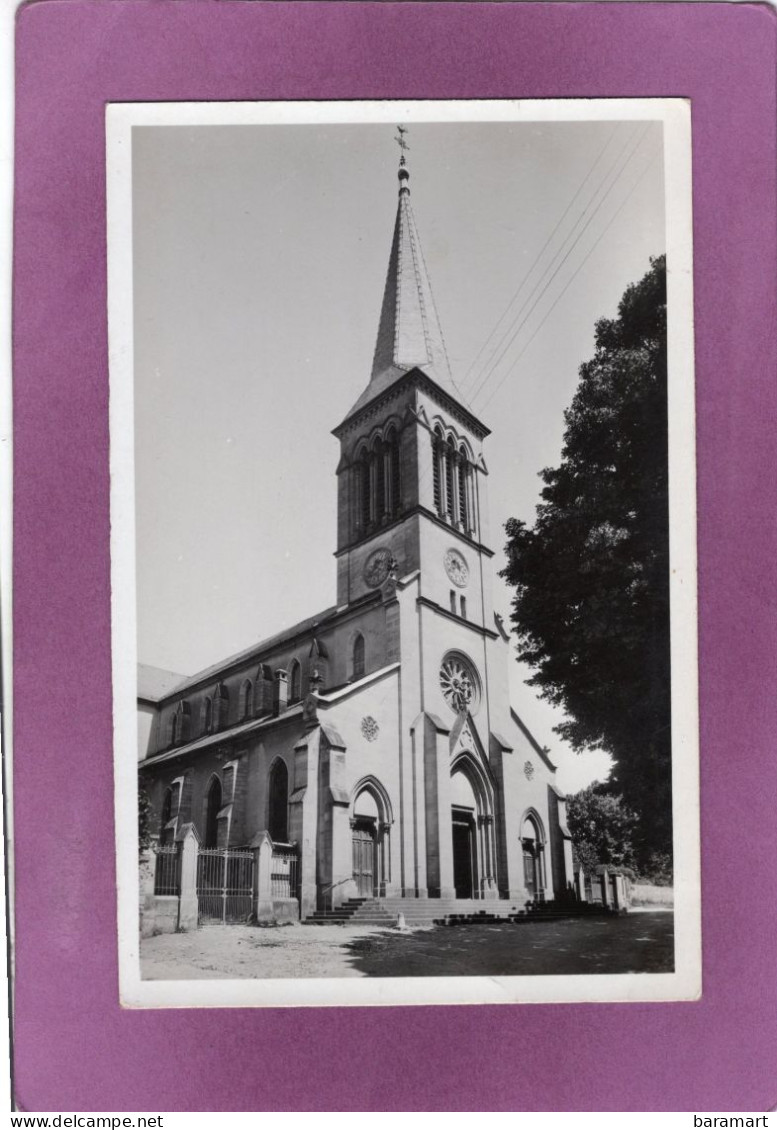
[439,653,480,714]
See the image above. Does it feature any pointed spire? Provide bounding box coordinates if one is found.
[342,142,470,422]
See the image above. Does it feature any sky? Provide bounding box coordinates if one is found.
[132,115,665,793]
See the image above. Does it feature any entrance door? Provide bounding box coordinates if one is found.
[452,809,476,898]
[352,819,377,897]
[523,843,537,898]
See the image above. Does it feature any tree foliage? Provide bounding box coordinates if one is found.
[566,785,638,878]
[138,782,154,861]
[501,256,671,863]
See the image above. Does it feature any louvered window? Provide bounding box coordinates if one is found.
[458,450,468,529]
[360,454,371,530]
[445,443,456,520]
[374,441,385,521]
[433,436,440,517]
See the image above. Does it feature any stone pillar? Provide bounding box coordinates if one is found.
[176,823,200,931]
[576,871,587,902]
[378,821,395,895]
[251,830,274,924]
[488,732,516,898]
[599,869,611,908]
[611,872,628,911]
[422,712,455,899]
[384,594,400,665]
[480,814,498,900]
[405,718,428,898]
[320,723,355,909]
[289,730,320,919]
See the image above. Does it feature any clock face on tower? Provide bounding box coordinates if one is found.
[363,547,392,588]
[444,548,469,588]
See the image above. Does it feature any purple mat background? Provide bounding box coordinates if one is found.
[12,0,777,1112]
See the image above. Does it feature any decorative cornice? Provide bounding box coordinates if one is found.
[333,368,489,442]
[416,596,499,639]
[334,504,494,560]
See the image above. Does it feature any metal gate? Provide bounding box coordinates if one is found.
[271,844,299,901]
[197,847,254,924]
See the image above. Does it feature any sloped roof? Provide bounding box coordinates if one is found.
[138,664,188,703]
[342,166,472,424]
[163,604,341,698]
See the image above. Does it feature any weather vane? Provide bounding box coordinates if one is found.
[395,124,410,165]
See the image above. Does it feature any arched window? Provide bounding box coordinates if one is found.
[169,711,179,748]
[386,428,401,515]
[458,446,469,529]
[214,683,229,730]
[239,678,254,721]
[445,439,456,521]
[200,696,213,735]
[288,660,301,704]
[373,437,385,522]
[432,426,444,515]
[268,760,289,842]
[352,633,365,680]
[359,448,371,531]
[204,776,222,848]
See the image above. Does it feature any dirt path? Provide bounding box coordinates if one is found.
[140,912,674,980]
[141,922,407,979]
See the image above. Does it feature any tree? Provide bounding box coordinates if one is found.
[566,784,638,879]
[138,782,154,862]
[501,256,671,866]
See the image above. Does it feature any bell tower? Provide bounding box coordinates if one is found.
[332,150,493,629]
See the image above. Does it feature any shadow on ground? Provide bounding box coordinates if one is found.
[341,911,675,977]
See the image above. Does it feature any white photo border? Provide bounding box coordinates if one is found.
[108,98,699,1009]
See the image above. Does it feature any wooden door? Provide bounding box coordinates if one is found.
[452,812,475,898]
[523,844,537,898]
[352,820,376,897]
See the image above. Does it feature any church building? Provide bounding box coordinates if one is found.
[138,154,575,924]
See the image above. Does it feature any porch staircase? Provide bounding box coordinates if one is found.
[303,895,612,927]
[305,896,523,927]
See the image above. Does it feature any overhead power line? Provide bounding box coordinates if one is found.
[475,148,660,417]
[459,124,619,394]
[468,123,651,409]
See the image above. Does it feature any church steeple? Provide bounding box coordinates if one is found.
[343,153,471,423]
[333,141,492,612]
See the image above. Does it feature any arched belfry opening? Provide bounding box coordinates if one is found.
[351,778,393,899]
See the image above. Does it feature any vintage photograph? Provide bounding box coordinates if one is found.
[108,101,699,1008]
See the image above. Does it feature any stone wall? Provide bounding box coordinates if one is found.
[140,895,180,938]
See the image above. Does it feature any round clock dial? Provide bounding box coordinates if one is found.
[363,547,392,588]
[444,548,470,588]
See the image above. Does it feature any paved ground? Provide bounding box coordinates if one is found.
[141,909,673,980]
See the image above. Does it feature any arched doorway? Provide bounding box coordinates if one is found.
[351,790,379,897]
[451,769,478,898]
[450,754,498,900]
[521,812,546,902]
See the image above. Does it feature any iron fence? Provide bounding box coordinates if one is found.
[197,848,254,924]
[271,843,299,901]
[153,842,180,896]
